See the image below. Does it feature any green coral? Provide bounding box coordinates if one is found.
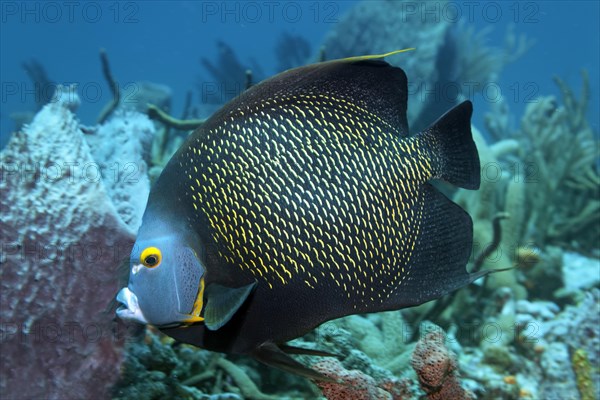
[213,358,281,400]
[483,70,599,253]
[519,71,599,251]
[572,349,596,400]
[146,104,207,181]
[452,70,598,305]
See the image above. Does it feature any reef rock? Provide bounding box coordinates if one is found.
[411,323,475,400]
[85,110,153,228]
[0,86,153,399]
[561,252,600,293]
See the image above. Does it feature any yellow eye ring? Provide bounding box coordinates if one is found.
[140,247,162,268]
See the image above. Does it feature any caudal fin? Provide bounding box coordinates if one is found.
[421,100,480,189]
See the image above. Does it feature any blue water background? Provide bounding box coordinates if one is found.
[1,1,598,147]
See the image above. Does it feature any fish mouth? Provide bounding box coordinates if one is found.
[116,287,148,324]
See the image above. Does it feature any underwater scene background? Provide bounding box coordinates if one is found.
[1,1,599,399]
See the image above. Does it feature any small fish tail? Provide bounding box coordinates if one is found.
[421,100,480,190]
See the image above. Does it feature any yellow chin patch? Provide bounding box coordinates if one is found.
[183,278,205,325]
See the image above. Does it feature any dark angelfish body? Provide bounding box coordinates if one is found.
[116,51,484,379]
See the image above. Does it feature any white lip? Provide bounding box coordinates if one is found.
[116,287,148,324]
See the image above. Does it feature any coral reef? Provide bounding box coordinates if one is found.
[3,6,593,400]
[199,31,313,108]
[540,343,580,399]
[540,290,600,391]
[335,312,413,374]
[0,85,153,399]
[560,252,600,296]
[513,289,600,399]
[321,0,451,130]
[519,77,599,251]
[85,110,153,228]
[439,71,599,344]
[482,71,599,254]
[146,103,206,183]
[572,349,596,400]
[112,265,598,400]
[114,329,314,400]
[411,323,475,400]
[114,331,213,400]
[312,358,412,400]
[451,22,534,95]
[321,1,532,131]
[94,49,177,189]
[454,126,528,299]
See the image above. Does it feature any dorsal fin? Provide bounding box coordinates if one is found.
[209,51,412,137]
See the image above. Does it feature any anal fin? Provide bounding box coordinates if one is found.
[279,343,339,358]
[252,342,337,382]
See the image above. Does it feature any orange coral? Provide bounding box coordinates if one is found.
[411,326,475,400]
[311,358,412,400]
[519,388,533,398]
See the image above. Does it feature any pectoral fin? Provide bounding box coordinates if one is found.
[252,342,337,382]
[204,281,257,331]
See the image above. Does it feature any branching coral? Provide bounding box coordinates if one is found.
[147,103,206,131]
[146,103,207,183]
[98,48,121,124]
[453,22,534,87]
[481,70,599,252]
[510,71,599,251]
[200,41,265,104]
[215,358,282,400]
[321,1,533,132]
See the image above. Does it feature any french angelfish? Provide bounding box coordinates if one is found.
[116,50,486,380]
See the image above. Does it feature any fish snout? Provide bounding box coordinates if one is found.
[116,287,148,324]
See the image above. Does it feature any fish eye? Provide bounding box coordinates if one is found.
[140,247,162,268]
